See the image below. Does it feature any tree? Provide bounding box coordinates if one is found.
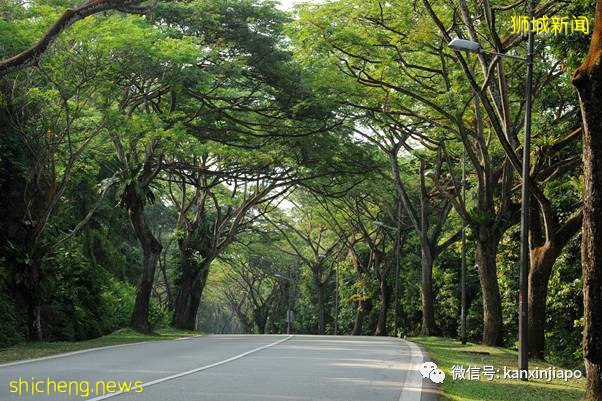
[422,0,584,348]
[0,0,157,77]
[326,194,399,336]
[168,165,293,330]
[384,139,460,335]
[0,20,120,339]
[112,136,163,333]
[85,11,200,332]
[292,0,517,345]
[318,199,377,336]
[267,203,343,335]
[220,243,289,334]
[572,0,602,398]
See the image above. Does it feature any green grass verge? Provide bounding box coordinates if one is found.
[410,336,586,401]
[0,328,201,364]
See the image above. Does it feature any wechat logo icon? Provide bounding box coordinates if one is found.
[419,361,445,384]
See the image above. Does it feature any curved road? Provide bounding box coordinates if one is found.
[0,335,438,401]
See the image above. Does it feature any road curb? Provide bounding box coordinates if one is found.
[412,341,443,401]
[397,338,425,401]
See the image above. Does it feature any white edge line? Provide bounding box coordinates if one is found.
[0,336,203,369]
[87,335,293,401]
[397,338,424,401]
[207,334,289,337]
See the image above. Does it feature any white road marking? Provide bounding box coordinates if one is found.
[0,339,186,369]
[87,335,293,401]
[397,339,424,401]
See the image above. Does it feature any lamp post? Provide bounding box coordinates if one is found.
[460,153,467,345]
[518,0,536,380]
[447,7,535,376]
[393,203,402,336]
[275,273,293,335]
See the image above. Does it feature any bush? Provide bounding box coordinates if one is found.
[45,246,118,340]
[99,278,137,333]
[545,237,583,369]
[43,241,169,340]
[148,298,171,330]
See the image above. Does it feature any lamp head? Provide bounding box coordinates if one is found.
[448,38,481,53]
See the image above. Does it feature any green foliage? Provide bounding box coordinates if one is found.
[43,240,168,341]
[434,259,460,337]
[45,243,131,340]
[0,259,26,347]
[397,248,422,336]
[497,227,521,346]
[545,237,584,369]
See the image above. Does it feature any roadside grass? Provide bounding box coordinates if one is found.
[410,336,586,401]
[0,328,201,364]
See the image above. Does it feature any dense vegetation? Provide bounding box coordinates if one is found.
[1,0,601,399]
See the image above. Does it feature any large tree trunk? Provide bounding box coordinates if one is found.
[316,278,326,335]
[527,243,557,359]
[172,260,211,331]
[528,189,583,359]
[573,4,602,397]
[26,300,42,342]
[128,194,162,333]
[420,248,437,335]
[352,298,371,335]
[374,273,389,336]
[23,260,43,341]
[476,234,504,346]
[172,279,199,330]
[528,209,582,359]
[253,307,268,334]
[527,243,559,359]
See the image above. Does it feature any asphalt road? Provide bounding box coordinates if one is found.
[0,335,438,401]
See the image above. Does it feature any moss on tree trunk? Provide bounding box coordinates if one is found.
[573,1,602,397]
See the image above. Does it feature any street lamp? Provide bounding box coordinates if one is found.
[447,2,535,377]
[275,273,293,335]
[447,38,527,62]
[374,220,397,231]
[460,153,467,345]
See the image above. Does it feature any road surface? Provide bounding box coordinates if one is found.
[0,335,438,401]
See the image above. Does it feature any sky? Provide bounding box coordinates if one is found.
[276,0,332,11]
[276,0,307,11]
[277,0,296,10]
